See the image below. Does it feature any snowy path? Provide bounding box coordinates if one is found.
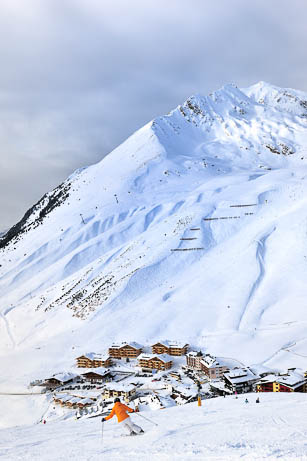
[238,228,275,330]
[1,393,307,460]
[0,310,15,349]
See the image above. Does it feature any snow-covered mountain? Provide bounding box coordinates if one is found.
[1,81,307,388]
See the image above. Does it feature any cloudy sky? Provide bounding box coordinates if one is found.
[1,0,307,230]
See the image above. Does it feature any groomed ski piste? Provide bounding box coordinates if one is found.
[1,81,307,459]
[1,393,307,460]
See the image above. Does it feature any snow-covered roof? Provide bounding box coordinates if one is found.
[257,369,306,389]
[201,354,242,369]
[51,372,78,383]
[77,353,110,361]
[81,367,110,377]
[54,393,70,401]
[186,351,204,358]
[110,341,143,350]
[55,395,74,403]
[224,367,258,384]
[104,383,135,392]
[67,397,81,404]
[80,398,95,405]
[153,340,188,348]
[173,385,193,397]
[138,353,172,362]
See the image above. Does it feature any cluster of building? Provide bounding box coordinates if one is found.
[53,393,97,409]
[75,340,189,372]
[256,369,307,393]
[40,369,111,391]
[186,351,307,394]
[36,340,307,420]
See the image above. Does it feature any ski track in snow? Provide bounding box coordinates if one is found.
[238,226,276,331]
[1,394,307,460]
[0,311,15,349]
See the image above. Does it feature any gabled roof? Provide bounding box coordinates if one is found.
[104,383,136,392]
[66,397,81,404]
[257,369,306,389]
[138,353,172,363]
[110,341,143,350]
[49,372,78,383]
[201,354,243,369]
[55,394,74,403]
[77,353,110,361]
[80,398,95,405]
[81,368,110,377]
[53,393,70,401]
[152,340,188,349]
[224,367,259,384]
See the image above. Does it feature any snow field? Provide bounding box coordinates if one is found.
[1,393,307,460]
[1,82,307,455]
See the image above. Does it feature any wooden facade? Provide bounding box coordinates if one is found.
[76,354,112,368]
[102,385,136,402]
[54,394,95,408]
[138,354,173,371]
[151,342,189,356]
[43,375,76,390]
[151,343,169,355]
[76,398,94,408]
[108,342,142,359]
[44,378,63,389]
[169,372,181,381]
[81,371,111,384]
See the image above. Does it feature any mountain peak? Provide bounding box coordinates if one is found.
[1,82,307,389]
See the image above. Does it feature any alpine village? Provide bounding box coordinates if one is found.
[30,340,307,421]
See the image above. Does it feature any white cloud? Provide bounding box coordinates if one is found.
[1,0,307,228]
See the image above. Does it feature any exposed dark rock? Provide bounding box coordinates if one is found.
[0,180,71,250]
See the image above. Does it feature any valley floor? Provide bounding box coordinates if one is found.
[1,393,307,460]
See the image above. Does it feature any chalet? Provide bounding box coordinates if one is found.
[53,394,78,407]
[53,393,71,405]
[65,397,81,409]
[200,354,242,380]
[151,341,189,356]
[108,342,143,359]
[102,384,136,402]
[186,351,204,371]
[256,369,307,393]
[133,394,164,410]
[138,353,173,371]
[169,371,181,381]
[223,367,259,394]
[81,368,111,384]
[54,393,97,408]
[76,398,95,409]
[76,353,112,368]
[170,385,194,405]
[42,372,78,390]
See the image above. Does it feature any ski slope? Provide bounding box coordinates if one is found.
[1,393,307,460]
[0,81,307,393]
